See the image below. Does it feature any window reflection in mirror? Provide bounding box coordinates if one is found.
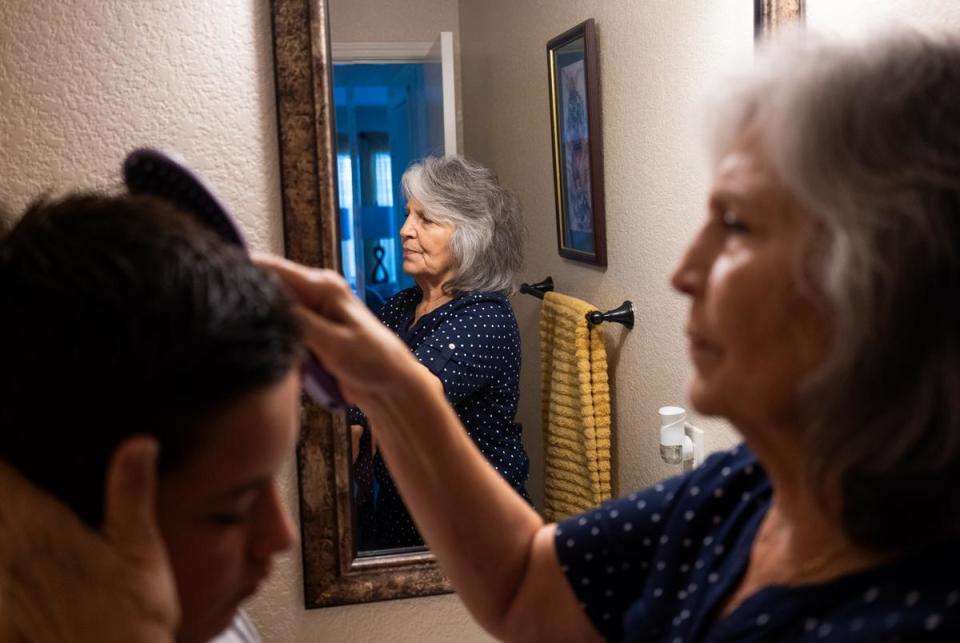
[334,63,434,315]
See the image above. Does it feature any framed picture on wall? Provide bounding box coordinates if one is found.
[547,18,606,267]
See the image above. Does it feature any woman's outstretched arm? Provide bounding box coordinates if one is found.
[257,255,600,642]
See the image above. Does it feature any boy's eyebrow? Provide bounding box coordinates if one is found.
[211,478,270,502]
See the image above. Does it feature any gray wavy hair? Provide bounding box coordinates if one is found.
[401,156,525,295]
[710,29,960,551]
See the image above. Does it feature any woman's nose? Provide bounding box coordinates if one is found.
[671,233,709,297]
[671,259,699,296]
[399,216,415,238]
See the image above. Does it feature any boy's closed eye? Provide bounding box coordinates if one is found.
[207,511,249,526]
[202,482,266,526]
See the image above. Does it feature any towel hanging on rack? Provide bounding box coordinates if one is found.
[539,291,613,521]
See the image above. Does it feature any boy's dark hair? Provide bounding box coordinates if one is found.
[0,193,302,526]
[0,203,11,238]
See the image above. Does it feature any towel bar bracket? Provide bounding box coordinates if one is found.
[519,276,554,300]
[586,301,634,329]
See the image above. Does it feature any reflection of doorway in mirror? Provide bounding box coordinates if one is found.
[332,33,457,319]
[334,63,431,313]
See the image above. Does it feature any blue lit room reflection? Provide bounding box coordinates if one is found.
[334,63,438,315]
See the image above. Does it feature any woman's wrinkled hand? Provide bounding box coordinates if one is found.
[254,253,421,408]
[0,437,179,643]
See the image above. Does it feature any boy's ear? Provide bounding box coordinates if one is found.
[103,436,165,551]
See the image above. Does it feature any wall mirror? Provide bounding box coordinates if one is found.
[271,0,804,608]
[272,0,450,607]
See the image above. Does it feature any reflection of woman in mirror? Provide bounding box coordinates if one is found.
[349,155,530,550]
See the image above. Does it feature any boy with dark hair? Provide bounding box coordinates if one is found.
[0,194,303,643]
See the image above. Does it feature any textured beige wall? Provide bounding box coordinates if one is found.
[459,0,752,501]
[0,0,283,252]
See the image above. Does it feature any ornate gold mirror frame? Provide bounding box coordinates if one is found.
[270,0,451,608]
[755,0,806,39]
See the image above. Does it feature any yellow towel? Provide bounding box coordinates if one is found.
[540,291,612,522]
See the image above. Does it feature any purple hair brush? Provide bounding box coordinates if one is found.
[123,147,345,410]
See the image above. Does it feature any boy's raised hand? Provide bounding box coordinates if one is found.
[0,437,178,643]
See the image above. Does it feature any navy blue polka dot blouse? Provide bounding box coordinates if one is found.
[555,445,960,642]
[350,287,530,549]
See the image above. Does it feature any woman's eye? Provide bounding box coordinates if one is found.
[721,209,750,234]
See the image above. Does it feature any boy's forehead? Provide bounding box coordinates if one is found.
[164,370,301,482]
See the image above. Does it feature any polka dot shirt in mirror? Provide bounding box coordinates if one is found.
[349,287,530,548]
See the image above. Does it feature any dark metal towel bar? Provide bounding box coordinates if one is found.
[519,275,634,329]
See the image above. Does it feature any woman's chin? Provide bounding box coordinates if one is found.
[401,259,421,277]
[686,378,720,417]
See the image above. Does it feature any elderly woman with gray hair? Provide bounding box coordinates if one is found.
[5,27,960,643]
[349,155,530,549]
